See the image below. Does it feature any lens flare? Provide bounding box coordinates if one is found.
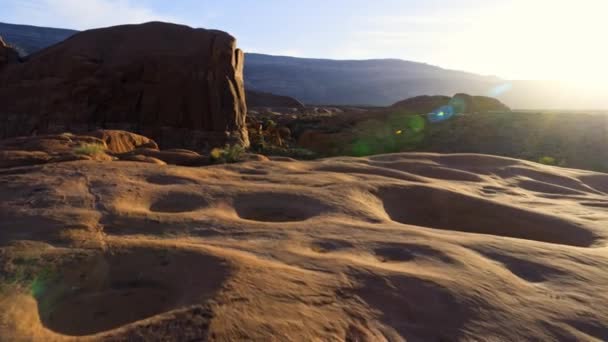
[427,105,455,123]
[406,115,425,132]
[487,83,513,97]
[350,112,429,156]
[352,140,372,156]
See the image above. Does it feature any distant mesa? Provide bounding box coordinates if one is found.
[392,93,510,115]
[391,95,452,113]
[452,93,511,113]
[246,90,304,108]
[0,22,249,150]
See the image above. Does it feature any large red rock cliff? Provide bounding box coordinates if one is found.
[0,22,248,150]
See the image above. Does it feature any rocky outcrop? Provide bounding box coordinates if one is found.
[451,93,510,113]
[0,133,105,154]
[0,22,248,150]
[0,130,217,168]
[0,129,157,155]
[392,94,510,114]
[89,130,158,154]
[246,90,304,108]
[472,95,511,112]
[391,95,451,113]
[0,36,20,68]
[0,133,109,168]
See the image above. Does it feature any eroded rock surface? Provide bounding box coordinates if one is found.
[0,130,210,168]
[0,152,607,341]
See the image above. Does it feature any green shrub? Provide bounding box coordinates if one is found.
[538,156,557,165]
[264,119,277,129]
[73,143,106,156]
[210,144,245,163]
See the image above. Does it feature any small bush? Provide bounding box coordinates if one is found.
[538,156,557,166]
[73,143,106,156]
[210,144,245,163]
[264,119,277,129]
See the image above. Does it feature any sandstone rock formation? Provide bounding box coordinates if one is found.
[0,130,220,168]
[0,133,109,168]
[1,152,607,340]
[89,130,158,154]
[0,22,248,150]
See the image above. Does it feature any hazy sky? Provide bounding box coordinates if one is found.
[2,0,607,85]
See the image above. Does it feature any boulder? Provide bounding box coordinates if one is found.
[89,130,158,154]
[0,22,248,150]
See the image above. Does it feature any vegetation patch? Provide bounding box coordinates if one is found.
[73,143,106,156]
[210,144,245,164]
[538,156,557,166]
[285,110,608,173]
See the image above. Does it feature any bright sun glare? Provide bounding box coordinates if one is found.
[440,0,608,90]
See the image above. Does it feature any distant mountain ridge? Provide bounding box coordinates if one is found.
[244,53,501,106]
[1,21,606,109]
[0,22,77,55]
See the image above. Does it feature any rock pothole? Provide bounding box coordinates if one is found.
[35,247,230,336]
[233,192,331,222]
[377,185,596,247]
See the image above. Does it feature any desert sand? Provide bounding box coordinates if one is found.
[1,152,607,341]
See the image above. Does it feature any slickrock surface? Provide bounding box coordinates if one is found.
[0,153,607,341]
